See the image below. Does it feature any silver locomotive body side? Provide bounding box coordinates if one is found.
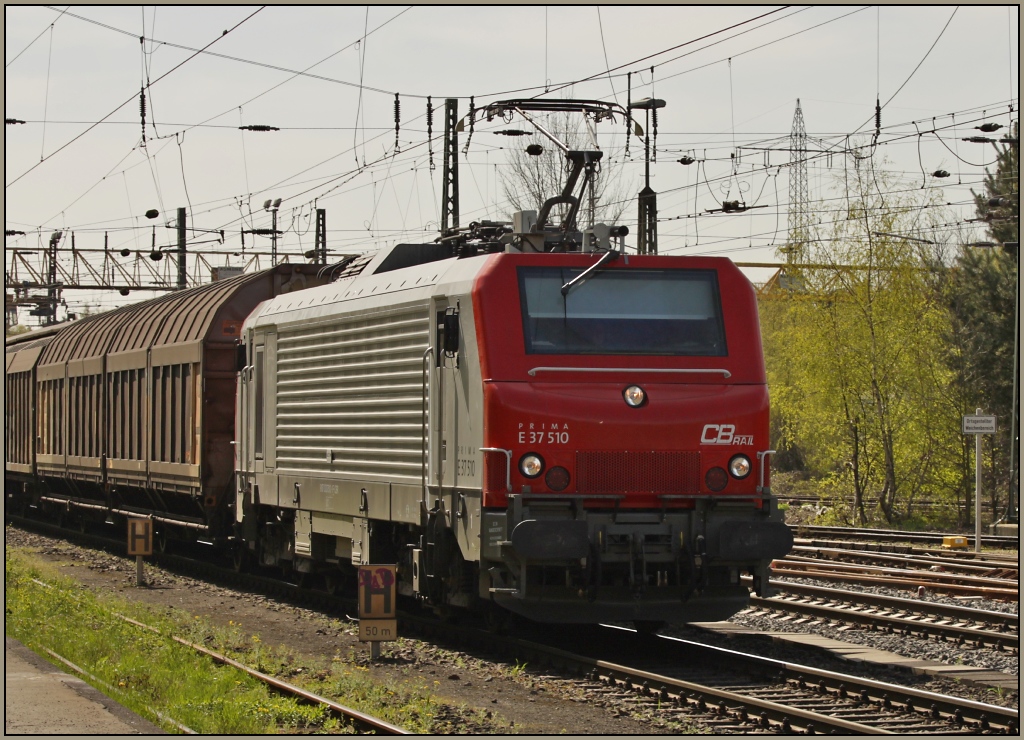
[235,249,489,606]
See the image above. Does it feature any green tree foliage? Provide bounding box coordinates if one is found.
[763,161,961,526]
[944,123,1018,520]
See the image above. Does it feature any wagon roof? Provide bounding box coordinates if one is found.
[36,270,264,366]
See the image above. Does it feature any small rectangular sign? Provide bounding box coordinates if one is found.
[962,415,997,434]
[357,564,397,619]
[127,518,153,556]
[358,619,398,642]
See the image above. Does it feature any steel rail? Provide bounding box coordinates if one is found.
[500,623,1019,734]
[584,655,896,734]
[769,566,1019,599]
[757,579,1019,629]
[778,555,1019,589]
[41,647,198,734]
[771,561,1019,599]
[793,525,1018,548]
[118,615,411,735]
[792,536,1021,564]
[648,631,1019,733]
[789,544,1020,578]
[746,594,1018,651]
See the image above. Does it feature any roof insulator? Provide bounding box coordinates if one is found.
[495,129,532,136]
[238,125,280,132]
[6,118,27,125]
[962,136,995,143]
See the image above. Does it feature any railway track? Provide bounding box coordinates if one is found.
[10,514,1018,734]
[792,537,1020,564]
[789,544,1020,580]
[771,556,1018,600]
[445,623,1019,734]
[120,614,411,735]
[792,525,1018,550]
[23,572,408,735]
[744,580,1018,653]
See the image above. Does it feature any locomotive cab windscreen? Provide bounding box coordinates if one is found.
[518,266,727,356]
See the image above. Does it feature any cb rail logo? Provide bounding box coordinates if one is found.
[700,424,753,446]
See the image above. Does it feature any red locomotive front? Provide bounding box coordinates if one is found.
[472,251,792,625]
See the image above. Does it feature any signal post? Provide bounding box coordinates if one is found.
[963,410,997,552]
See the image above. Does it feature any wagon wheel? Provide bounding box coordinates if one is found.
[324,570,346,597]
[483,604,514,634]
[232,544,249,573]
[155,528,170,554]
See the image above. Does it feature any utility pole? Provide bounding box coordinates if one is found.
[46,231,61,325]
[630,97,665,255]
[315,208,327,265]
[441,98,459,234]
[177,207,187,290]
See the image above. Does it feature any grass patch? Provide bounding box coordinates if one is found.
[5,545,504,734]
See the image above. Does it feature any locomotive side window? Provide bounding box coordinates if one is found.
[518,267,727,356]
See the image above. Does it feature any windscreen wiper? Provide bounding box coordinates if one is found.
[561,249,620,296]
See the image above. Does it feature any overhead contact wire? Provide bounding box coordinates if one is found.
[7,7,264,188]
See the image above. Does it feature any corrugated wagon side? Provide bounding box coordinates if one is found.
[12,264,326,540]
[5,330,59,483]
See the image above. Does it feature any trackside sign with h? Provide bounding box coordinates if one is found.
[127,518,152,587]
[127,518,153,556]
[358,564,397,656]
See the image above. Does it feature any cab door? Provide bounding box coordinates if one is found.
[434,297,460,492]
[236,331,260,522]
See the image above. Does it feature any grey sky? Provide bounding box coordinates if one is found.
[5,5,1019,318]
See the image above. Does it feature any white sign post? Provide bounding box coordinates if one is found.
[963,410,997,552]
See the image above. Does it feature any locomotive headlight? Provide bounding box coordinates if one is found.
[623,385,646,407]
[519,453,544,478]
[729,454,752,480]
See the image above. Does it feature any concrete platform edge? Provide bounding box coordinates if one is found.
[6,636,166,734]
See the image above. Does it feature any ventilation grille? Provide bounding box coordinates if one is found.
[576,451,701,494]
[275,305,429,482]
